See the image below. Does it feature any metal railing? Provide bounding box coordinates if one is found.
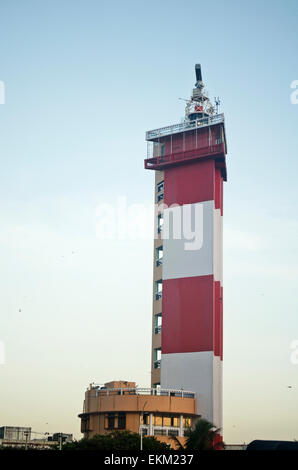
[140,425,190,437]
[146,113,224,141]
[153,426,179,437]
[92,386,195,398]
[145,142,225,170]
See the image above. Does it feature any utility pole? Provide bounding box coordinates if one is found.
[59,433,63,451]
[24,431,29,450]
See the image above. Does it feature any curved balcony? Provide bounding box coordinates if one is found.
[82,385,196,416]
[91,385,195,399]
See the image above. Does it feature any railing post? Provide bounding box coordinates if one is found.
[149,414,153,436]
[179,415,183,437]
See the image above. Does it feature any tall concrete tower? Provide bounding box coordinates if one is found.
[145,65,227,433]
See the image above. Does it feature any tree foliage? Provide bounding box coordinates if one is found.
[62,431,171,451]
[171,418,224,451]
[183,418,225,451]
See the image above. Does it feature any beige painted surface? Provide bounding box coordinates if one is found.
[151,368,161,386]
[151,331,161,350]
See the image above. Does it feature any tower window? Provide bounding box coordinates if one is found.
[157,181,164,203]
[155,280,162,300]
[157,181,164,193]
[157,213,163,233]
[155,245,163,267]
[154,313,162,334]
[153,347,161,368]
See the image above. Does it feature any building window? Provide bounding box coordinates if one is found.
[105,413,127,430]
[163,416,171,427]
[105,413,116,429]
[152,414,180,427]
[172,417,179,427]
[155,280,162,300]
[118,413,126,429]
[108,414,115,429]
[139,413,149,425]
[81,416,90,433]
[155,246,163,267]
[153,415,163,426]
[183,417,192,428]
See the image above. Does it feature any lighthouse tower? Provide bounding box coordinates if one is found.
[145,65,227,431]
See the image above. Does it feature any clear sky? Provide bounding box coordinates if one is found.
[0,0,298,443]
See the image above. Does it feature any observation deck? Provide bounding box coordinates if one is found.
[145,113,227,179]
[146,113,224,141]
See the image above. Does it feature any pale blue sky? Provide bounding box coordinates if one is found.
[0,0,298,442]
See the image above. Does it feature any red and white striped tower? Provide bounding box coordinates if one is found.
[145,65,227,434]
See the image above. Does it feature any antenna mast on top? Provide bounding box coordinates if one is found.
[184,64,215,121]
